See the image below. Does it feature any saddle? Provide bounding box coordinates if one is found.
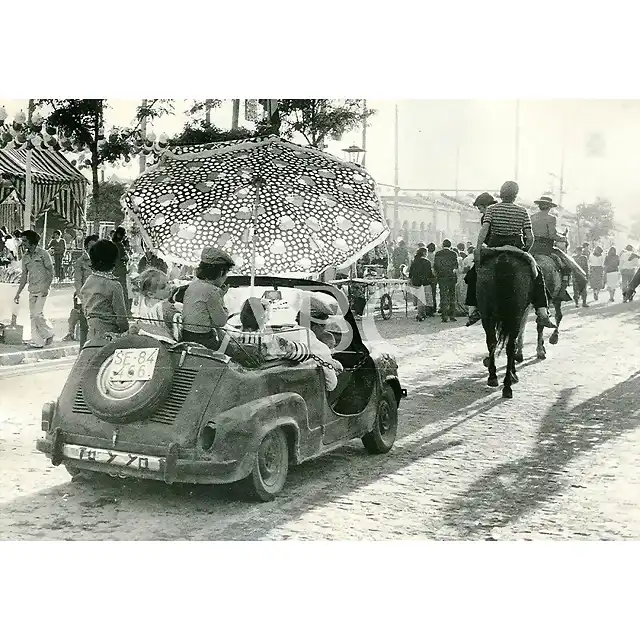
[478,246,538,279]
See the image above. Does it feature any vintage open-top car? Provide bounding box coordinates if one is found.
[36,275,406,501]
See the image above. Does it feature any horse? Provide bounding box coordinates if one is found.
[515,254,569,362]
[477,250,534,399]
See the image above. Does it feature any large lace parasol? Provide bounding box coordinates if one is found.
[122,136,389,278]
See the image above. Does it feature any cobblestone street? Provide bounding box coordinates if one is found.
[1,300,639,540]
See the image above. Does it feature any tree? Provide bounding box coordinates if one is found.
[576,197,616,242]
[266,99,375,148]
[86,181,127,225]
[35,99,173,218]
[169,122,256,146]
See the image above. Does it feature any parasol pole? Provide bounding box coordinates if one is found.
[250,176,264,296]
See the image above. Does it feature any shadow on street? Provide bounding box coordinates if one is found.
[441,370,640,538]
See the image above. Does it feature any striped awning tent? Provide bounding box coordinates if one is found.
[0,146,88,228]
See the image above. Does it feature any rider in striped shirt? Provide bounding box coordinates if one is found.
[469,181,555,329]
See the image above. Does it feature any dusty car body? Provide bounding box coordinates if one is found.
[36,276,406,501]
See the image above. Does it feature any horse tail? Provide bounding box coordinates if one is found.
[494,253,521,350]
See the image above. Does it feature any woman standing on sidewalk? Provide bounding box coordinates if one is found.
[604,246,621,302]
[588,245,605,301]
[47,230,66,283]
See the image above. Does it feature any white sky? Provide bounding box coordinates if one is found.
[2,98,638,220]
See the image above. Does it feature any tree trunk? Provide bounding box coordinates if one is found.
[232,100,240,129]
[91,159,100,220]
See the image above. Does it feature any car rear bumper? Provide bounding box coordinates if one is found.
[36,431,249,485]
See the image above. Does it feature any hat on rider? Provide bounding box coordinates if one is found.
[473,192,498,208]
[200,246,235,266]
[534,195,558,209]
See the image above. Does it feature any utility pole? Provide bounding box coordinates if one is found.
[139,98,147,174]
[393,103,399,233]
[558,144,565,208]
[205,99,212,126]
[454,144,460,197]
[24,99,34,231]
[514,99,520,181]
[232,99,240,129]
[362,99,368,168]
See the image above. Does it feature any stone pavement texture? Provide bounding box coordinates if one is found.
[0,296,639,540]
[0,284,79,366]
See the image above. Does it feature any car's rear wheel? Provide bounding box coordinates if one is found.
[362,385,398,454]
[239,427,289,502]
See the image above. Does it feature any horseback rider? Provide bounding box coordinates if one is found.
[530,195,587,300]
[465,185,556,328]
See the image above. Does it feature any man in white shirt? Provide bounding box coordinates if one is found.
[619,244,639,293]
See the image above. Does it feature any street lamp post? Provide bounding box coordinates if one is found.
[361,99,368,168]
[341,144,365,165]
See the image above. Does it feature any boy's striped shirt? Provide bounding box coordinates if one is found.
[484,201,532,237]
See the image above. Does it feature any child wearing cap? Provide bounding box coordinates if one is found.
[182,246,235,349]
[80,239,130,340]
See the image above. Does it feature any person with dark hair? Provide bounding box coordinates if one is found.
[48,229,67,282]
[392,239,409,278]
[4,229,21,261]
[589,245,605,300]
[80,239,129,340]
[433,239,458,323]
[572,245,590,308]
[604,246,620,302]
[408,246,435,320]
[111,226,131,311]
[63,234,99,345]
[13,229,55,348]
[425,242,437,310]
[181,247,235,348]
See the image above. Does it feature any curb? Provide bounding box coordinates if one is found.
[0,344,79,367]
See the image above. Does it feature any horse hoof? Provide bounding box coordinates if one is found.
[488,376,499,387]
[549,333,559,345]
[483,357,490,368]
[537,352,546,360]
[514,352,524,363]
[502,387,513,399]
[511,372,519,384]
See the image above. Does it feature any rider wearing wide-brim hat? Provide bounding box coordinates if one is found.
[530,195,587,300]
[464,185,555,328]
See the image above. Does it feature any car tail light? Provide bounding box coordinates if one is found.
[198,423,216,452]
[41,401,56,432]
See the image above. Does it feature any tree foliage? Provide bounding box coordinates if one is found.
[169,122,256,146]
[268,99,374,148]
[34,99,173,217]
[169,99,373,150]
[86,181,127,224]
[576,197,616,242]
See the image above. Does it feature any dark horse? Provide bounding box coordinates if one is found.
[477,251,534,399]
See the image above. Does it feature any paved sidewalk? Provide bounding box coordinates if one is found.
[1,284,79,366]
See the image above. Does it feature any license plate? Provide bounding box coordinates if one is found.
[62,444,163,472]
[108,348,159,382]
